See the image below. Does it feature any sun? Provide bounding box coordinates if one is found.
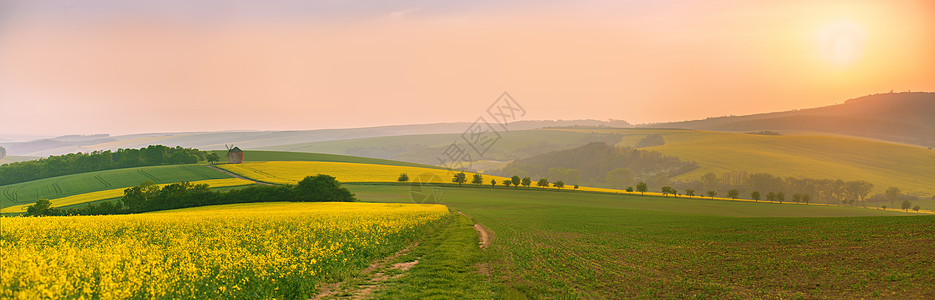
[818,20,866,67]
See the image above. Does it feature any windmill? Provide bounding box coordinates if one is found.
[226,144,244,164]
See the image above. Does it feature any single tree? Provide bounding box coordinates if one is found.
[26,199,54,216]
[777,192,786,203]
[792,193,802,203]
[511,175,521,187]
[766,192,776,202]
[471,173,484,185]
[661,186,674,197]
[636,182,648,195]
[502,179,512,187]
[885,187,901,208]
[537,178,550,188]
[573,184,579,190]
[802,194,811,205]
[206,152,220,164]
[727,189,739,200]
[397,173,409,183]
[751,191,761,202]
[553,180,564,189]
[521,177,532,188]
[881,205,887,210]
[452,172,467,186]
[707,190,717,199]
[901,199,912,212]
[912,205,920,212]
[685,189,695,198]
[626,187,634,192]
[490,179,497,187]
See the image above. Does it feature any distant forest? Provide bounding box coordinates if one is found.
[491,142,700,187]
[0,145,208,185]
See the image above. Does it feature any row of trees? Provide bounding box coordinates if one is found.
[637,182,922,212]
[397,173,579,190]
[25,174,356,216]
[1,145,209,185]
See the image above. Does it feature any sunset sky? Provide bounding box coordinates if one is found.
[2,0,934,137]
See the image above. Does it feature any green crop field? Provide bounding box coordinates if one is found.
[550,128,935,197]
[347,184,935,298]
[209,150,444,169]
[0,165,232,208]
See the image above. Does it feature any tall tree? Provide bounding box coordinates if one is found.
[511,175,521,187]
[727,189,739,200]
[685,189,695,198]
[885,187,901,208]
[397,173,409,183]
[537,178,550,188]
[452,172,467,186]
[471,173,484,185]
[751,191,761,202]
[707,190,717,199]
[636,182,648,195]
[521,177,532,188]
[553,180,564,189]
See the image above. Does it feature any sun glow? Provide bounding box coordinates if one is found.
[818,20,866,67]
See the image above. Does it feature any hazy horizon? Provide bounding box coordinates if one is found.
[2,0,934,136]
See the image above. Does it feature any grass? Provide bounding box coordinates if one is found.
[0,164,232,208]
[346,184,935,298]
[552,128,935,197]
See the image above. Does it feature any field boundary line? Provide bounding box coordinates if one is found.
[137,169,160,182]
[206,165,273,185]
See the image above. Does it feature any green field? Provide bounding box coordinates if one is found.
[210,150,444,169]
[0,164,232,208]
[348,184,935,298]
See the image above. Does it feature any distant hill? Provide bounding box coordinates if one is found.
[644,92,935,147]
[0,119,629,157]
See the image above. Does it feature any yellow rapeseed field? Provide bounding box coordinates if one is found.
[217,161,512,185]
[0,178,256,214]
[0,202,449,299]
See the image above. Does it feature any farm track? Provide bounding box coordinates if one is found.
[457,211,493,249]
[177,165,212,180]
[94,174,112,188]
[206,165,272,185]
[312,242,421,300]
[137,169,160,182]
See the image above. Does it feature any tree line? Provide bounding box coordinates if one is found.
[0,145,209,185]
[398,172,579,190]
[24,174,356,216]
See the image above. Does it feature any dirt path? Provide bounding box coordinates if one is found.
[206,165,272,185]
[457,211,493,249]
[311,243,421,300]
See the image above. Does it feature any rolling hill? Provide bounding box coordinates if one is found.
[644,92,935,147]
[0,164,234,208]
[550,128,935,197]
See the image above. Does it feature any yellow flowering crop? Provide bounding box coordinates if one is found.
[0,178,256,214]
[0,202,449,299]
[217,161,512,185]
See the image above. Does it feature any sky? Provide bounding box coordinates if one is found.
[1,0,934,137]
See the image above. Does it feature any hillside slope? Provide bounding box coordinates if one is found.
[645,92,935,147]
[552,128,935,197]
